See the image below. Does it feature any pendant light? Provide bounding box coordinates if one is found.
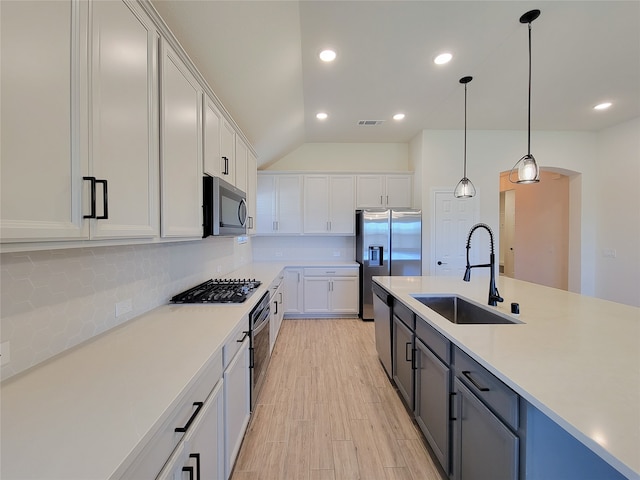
[510,9,541,184]
[454,76,476,198]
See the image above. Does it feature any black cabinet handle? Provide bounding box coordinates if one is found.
[96,179,108,219]
[83,177,96,219]
[249,346,254,369]
[462,371,490,392]
[189,453,201,480]
[182,466,194,480]
[83,176,108,220]
[405,342,412,362]
[237,330,249,343]
[222,156,229,175]
[274,300,278,315]
[175,402,204,433]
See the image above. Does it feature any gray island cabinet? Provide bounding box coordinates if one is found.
[373,275,637,480]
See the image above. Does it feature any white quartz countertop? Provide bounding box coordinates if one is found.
[373,275,640,480]
[1,263,285,480]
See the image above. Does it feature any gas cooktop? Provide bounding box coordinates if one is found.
[170,278,261,304]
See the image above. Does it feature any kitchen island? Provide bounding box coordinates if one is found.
[373,275,639,480]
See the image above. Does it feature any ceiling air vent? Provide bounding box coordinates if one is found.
[357,120,385,126]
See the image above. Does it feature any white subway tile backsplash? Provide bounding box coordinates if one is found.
[1,238,252,380]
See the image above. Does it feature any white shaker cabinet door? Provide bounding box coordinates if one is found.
[0,0,89,241]
[246,151,257,234]
[90,0,159,239]
[160,40,203,238]
[275,175,303,234]
[356,175,385,208]
[303,175,331,234]
[235,136,248,193]
[220,119,236,185]
[330,276,359,314]
[385,174,413,208]
[203,94,223,178]
[329,175,355,234]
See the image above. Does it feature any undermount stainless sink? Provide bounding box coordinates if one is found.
[410,294,522,325]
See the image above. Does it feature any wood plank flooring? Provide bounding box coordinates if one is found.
[231,318,446,480]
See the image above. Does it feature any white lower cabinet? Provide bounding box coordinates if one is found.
[223,326,251,478]
[123,351,223,480]
[302,267,359,315]
[156,380,224,480]
[269,274,285,352]
[283,268,304,315]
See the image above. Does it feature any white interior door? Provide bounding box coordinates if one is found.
[433,190,478,276]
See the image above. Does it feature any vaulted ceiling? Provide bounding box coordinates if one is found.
[152,1,640,167]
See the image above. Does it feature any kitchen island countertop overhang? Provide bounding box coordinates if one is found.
[373,274,640,480]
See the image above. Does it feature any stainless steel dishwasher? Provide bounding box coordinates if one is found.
[372,282,393,379]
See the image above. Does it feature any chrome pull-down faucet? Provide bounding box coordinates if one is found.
[463,223,504,306]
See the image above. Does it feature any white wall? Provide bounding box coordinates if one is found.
[594,117,640,306]
[0,238,253,380]
[265,142,409,171]
[414,129,599,297]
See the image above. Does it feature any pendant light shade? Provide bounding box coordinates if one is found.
[510,9,541,184]
[454,76,476,198]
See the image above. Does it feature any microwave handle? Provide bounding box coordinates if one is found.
[238,198,248,226]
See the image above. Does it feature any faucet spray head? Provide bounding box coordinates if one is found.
[463,266,471,282]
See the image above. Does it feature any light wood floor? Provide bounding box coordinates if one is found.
[231,318,446,480]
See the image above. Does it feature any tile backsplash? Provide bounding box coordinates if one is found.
[1,237,252,381]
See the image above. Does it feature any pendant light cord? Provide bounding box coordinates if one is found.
[527,22,532,156]
[464,82,468,177]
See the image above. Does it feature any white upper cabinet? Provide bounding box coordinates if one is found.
[90,0,159,239]
[235,136,248,193]
[203,94,223,178]
[160,40,203,238]
[256,174,302,235]
[356,174,413,208]
[246,151,257,234]
[1,0,160,243]
[1,0,87,242]
[220,119,236,185]
[303,175,355,235]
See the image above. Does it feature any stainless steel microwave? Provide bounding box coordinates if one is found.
[203,175,247,237]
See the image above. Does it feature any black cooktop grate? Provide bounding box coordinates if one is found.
[171,279,261,304]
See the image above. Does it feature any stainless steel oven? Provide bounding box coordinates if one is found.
[249,291,270,410]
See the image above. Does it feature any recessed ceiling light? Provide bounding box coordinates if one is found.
[316,112,328,120]
[593,102,612,111]
[434,52,452,65]
[393,113,405,121]
[319,49,336,62]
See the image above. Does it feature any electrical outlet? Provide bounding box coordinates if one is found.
[115,298,133,317]
[333,251,341,257]
[603,248,617,258]
[216,265,222,273]
[275,251,283,257]
[1,341,10,366]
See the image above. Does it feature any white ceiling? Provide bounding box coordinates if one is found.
[152,1,640,167]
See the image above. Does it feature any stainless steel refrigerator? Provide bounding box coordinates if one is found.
[356,209,422,320]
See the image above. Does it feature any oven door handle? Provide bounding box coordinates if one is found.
[253,310,270,335]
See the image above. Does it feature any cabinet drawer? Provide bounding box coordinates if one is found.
[453,347,519,430]
[415,315,450,365]
[303,267,358,277]
[124,350,223,479]
[393,301,415,329]
[224,316,250,369]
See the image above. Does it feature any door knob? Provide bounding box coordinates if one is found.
[437,261,447,265]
